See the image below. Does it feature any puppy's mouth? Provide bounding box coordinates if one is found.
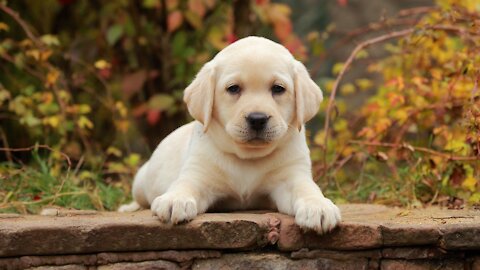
[247,137,269,145]
[240,132,273,147]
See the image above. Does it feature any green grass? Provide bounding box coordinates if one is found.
[0,149,129,214]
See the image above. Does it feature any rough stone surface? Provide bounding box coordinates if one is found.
[192,253,369,270]
[291,248,381,260]
[96,250,221,264]
[0,212,271,257]
[97,260,179,270]
[380,259,464,270]
[440,224,480,250]
[26,265,87,270]
[381,247,462,259]
[1,204,479,269]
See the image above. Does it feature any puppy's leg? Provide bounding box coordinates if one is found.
[271,175,341,234]
[150,176,219,224]
[118,201,142,212]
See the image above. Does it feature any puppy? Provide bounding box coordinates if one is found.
[119,36,341,233]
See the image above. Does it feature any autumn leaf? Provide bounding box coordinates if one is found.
[462,177,477,192]
[168,11,183,33]
[78,116,94,129]
[0,22,9,32]
[188,0,206,18]
[45,70,60,88]
[147,109,161,125]
[148,94,175,111]
[107,146,122,157]
[94,59,111,69]
[106,24,124,45]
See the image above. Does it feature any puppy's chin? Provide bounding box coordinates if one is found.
[237,138,272,149]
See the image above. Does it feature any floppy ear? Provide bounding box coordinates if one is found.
[183,62,215,132]
[294,60,323,130]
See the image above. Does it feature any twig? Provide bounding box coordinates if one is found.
[397,6,437,17]
[349,140,480,161]
[0,127,12,162]
[0,145,72,168]
[0,4,44,48]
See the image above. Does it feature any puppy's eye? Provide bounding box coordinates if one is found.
[271,84,286,95]
[226,84,241,94]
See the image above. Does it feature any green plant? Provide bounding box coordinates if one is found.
[314,0,480,207]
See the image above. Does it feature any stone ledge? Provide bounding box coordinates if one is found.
[1,204,479,257]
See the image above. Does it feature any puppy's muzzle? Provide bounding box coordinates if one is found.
[246,112,270,132]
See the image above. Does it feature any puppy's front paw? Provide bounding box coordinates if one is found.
[151,194,198,224]
[294,197,341,234]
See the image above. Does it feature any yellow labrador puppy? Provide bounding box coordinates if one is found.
[119,36,341,233]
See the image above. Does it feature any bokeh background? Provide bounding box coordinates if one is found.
[1,0,479,213]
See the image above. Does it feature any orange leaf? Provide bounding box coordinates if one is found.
[188,0,206,18]
[273,19,292,41]
[168,11,183,33]
[147,109,161,125]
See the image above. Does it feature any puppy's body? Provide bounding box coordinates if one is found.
[120,37,341,233]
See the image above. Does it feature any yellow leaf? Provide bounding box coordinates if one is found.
[107,146,123,157]
[40,35,60,46]
[115,119,130,132]
[462,177,477,192]
[393,109,408,123]
[124,153,141,167]
[313,130,326,146]
[430,68,442,80]
[333,119,348,132]
[78,104,91,114]
[115,101,127,117]
[0,22,9,32]
[374,118,391,133]
[469,193,480,204]
[44,116,60,128]
[26,49,40,61]
[78,116,94,129]
[340,83,355,95]
[45,70,60,88]
[355,79,373,91]
[332,62,344,75]
[355,49,369,59]
[40,50,53,61]
[94,59,111,69]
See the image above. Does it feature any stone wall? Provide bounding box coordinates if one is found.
[1,204,479,269]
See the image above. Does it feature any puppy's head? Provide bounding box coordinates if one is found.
[184,37,322,154]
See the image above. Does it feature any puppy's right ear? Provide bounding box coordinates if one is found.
[183,62,215,132]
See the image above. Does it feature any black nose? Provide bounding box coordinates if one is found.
[246,112,270,131]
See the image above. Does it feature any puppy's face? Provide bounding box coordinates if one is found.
[184,37,323,156]
[214,49,294,147]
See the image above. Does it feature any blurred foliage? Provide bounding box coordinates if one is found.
[0,0,479,213]
[314,0,480,207]
[0,0,303,213]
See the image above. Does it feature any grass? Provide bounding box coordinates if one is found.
[1,145,475,214]
[0,149,129,214]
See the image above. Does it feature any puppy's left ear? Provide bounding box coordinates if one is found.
[184,62,215,132]
[294,60,323,130]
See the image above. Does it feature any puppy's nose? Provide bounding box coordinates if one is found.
[246,112,270,131]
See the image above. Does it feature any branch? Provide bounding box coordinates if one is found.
[349,140,480,161]
[0,144,72,168]
[0,4,44,48]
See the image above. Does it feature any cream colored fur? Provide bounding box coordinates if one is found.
[119,36,341,233]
